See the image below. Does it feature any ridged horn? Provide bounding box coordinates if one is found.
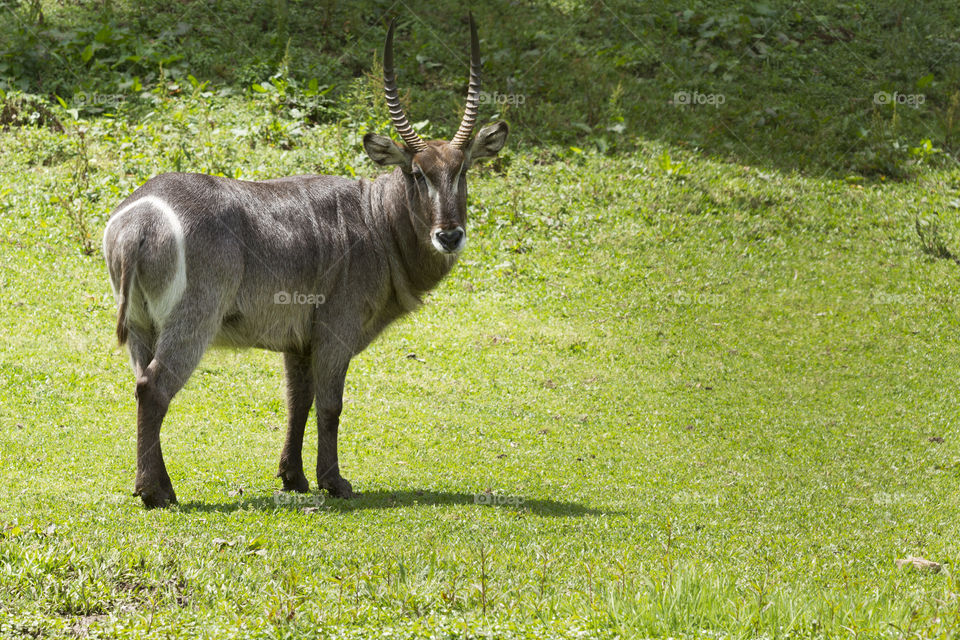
[450,12,482,149]
[383,18,427,153]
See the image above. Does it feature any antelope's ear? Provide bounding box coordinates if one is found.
[467,121,508,162]
[363,133,413,171]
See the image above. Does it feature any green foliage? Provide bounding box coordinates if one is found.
[49,122,95,255]
[0,4,184,98]
[0,89,62,130]
[656,149,689,177]
[915,214,958,263]
[2,0,959,177]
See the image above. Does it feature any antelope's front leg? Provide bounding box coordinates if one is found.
[315,364,354,498]
[277,351,314,492]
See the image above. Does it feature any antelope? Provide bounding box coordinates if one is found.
[103,15,508,508]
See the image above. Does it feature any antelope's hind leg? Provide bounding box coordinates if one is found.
[133,314,219,508]
[122,326,171,508]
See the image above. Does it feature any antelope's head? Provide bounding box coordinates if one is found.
[363,15,508,256]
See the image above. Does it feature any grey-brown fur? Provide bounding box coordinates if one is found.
[103,17,507,507]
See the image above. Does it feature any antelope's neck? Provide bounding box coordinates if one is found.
[371,170,458,303]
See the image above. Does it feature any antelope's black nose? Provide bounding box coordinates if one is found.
[436,228,465,251]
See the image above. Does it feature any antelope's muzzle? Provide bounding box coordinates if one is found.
[432,227,466,254]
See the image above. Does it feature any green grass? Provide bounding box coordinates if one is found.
[3,0,960,638]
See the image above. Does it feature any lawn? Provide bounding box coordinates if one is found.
[1,1,960,638]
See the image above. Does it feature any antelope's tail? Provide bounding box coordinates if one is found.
[108,231,141,347]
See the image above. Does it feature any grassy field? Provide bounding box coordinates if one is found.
[2,1,960,638]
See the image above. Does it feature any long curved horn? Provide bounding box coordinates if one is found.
[383,18,427,153]
[450,12,482,149]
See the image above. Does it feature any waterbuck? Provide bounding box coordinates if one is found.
[103,15,508,508]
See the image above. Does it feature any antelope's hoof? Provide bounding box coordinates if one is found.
[279,470,310,493]
[319,476,354,499]
[135,477,178,509]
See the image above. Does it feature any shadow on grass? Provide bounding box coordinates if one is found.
[175,488,614,517]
